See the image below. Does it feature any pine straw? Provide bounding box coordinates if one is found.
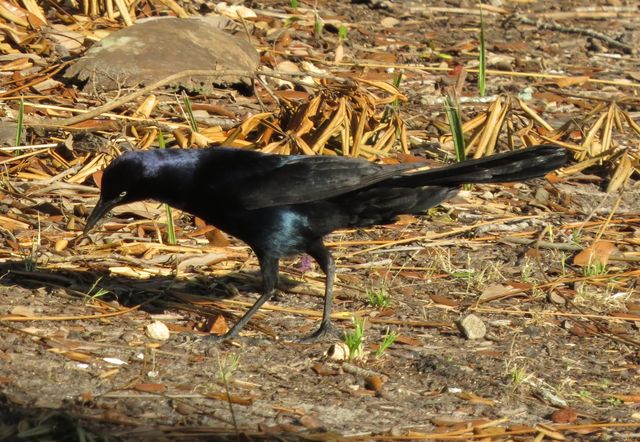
[1,3,640,440]
[1,75,639,328]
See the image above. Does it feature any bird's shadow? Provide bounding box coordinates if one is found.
[0,258,306,318]
[0,259,269,317]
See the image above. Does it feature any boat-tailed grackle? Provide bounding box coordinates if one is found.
[84,145,569,342]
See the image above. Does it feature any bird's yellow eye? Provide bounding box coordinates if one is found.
[119,191,127,198]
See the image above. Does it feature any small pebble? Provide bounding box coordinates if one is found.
[54,239,68,252]
[457,314,487,340]
[535,187,550,202]
[146,321,170,341]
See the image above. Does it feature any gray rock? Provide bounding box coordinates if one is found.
[64,16,259,93]
[0,122,22,146]
[535,187,550,203]
[456,314,487,340]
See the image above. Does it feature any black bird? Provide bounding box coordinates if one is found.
[84,145,568,341]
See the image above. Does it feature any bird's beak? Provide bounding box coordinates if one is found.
[83,197,122,235]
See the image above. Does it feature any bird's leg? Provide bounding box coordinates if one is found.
[206,253,279,342]
[296,240,342,343]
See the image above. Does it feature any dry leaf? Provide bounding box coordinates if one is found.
[607,151,633,193]
[49,349,93,362]
[176,253,229,273]
[0,1,30,27]
[133,95,157,118]
[430,294,460,307]
[311,363,338,376]
[364,375,384,392]
[573,241,616,267]
[206,315,229,335]
[458,392,495,405]
[551,408,577,423]
[204,228,230,246]
[393,335,422,346]
[479,284,520,302]
[54,239,68,252]
[553,76,589,87]
[612,393,640,403]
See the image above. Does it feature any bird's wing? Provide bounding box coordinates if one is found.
[230,155,417,209]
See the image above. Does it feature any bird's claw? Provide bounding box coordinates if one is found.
[292,322,343,343]
[202,333,228,343]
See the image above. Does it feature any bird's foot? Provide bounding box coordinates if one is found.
[170,332,223,356]
[184,332,238,356]
[202,333,229,343]
[270,289,286,303]
[293,322,343,344]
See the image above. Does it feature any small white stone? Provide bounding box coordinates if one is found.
[146,321,170,341]
[457,314,487,340]
[103,357,127,366]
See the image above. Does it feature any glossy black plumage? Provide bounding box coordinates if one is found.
[84,144,569,341]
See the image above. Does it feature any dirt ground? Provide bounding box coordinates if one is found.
[1,0,640,441]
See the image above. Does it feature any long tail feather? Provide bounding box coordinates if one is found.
[396,145,569,187]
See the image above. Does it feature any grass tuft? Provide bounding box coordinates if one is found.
[157,132,176,245]
[445,91,465,163]
[338,25,348,41]
[375,328,397,358]
[182,92,198,133]
[84,277,111,304]
[344,316,366,360]
[367,287,391,309]
[478,10,486,97]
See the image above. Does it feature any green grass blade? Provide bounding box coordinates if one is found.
[165,204,176,245]
[338,25,348,41]
[157,132,176,245]
[478,10,486,97]
[445,92,465,163]
[182,92,198,133]
[157,130,166,149]
[392,70,403,110]
[314,13,323,36]
[344,316,365,360]
[375,329,397,358]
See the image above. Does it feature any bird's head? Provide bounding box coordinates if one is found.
[84,152,149,234]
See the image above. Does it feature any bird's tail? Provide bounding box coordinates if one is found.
[395,144,569,187]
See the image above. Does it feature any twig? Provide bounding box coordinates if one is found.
[37,69,255,127]
[23,68,336,129]
[511,14,634,54]
[500,236,582,251]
